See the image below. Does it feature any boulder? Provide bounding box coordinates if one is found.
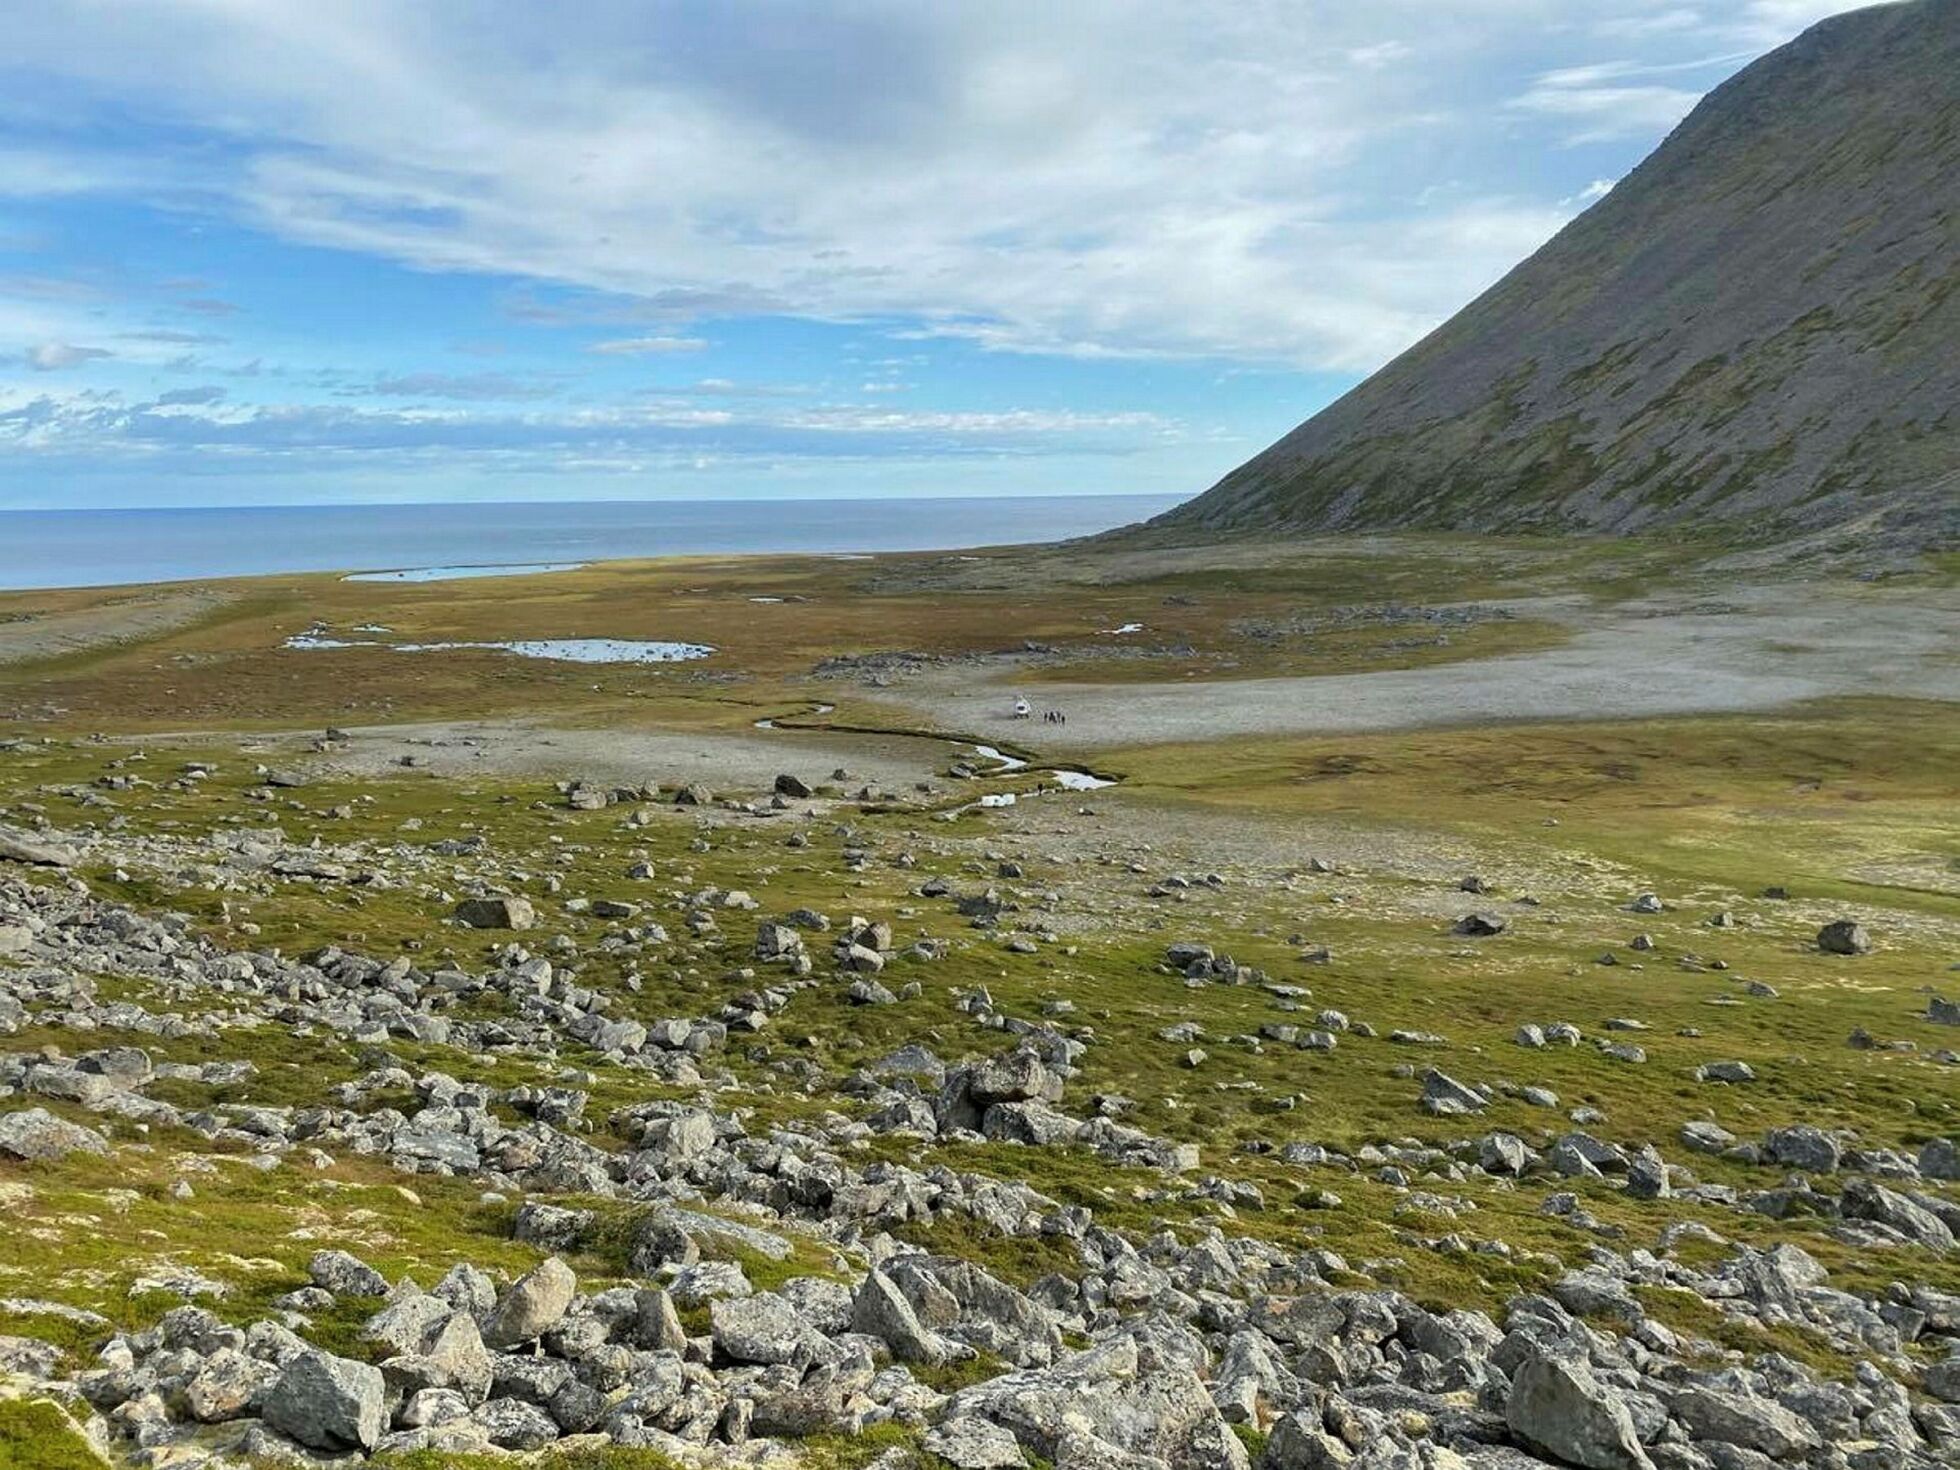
[184,1347,281,1422]
[307,1248,389,1298]
[944,1339,1248,1469]
[0,1108,109,1162]
[1841,1178,1954,1251]
[1505,1347,1653,1470]
[1763,1124,1841,1173]
[471,1396,561,1450]
[1421,1069,1487,1116]
[852,1268,949,1365]
[711,1291,831,1366]
[454,896,536,930]
[0,827,77,866]
[1669,1386,1822,1459]
[482,1257,577,1347]
[1816,919,1870,955]
[262,1350,387,1452]
[925,1417,1028,1469]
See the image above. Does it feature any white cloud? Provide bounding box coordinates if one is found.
[585,335,710,355]
[1509,80,1704,139]
[1731,0,1876,47]
[0,1,1873,372]
[25,341,112,371]
[0,383,1177,474]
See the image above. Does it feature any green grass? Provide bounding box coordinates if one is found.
[0,1397,101,1470]
[2,663,1957,1408]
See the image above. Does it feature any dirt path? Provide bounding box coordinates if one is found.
[866,582,1960,749]
[0,590,233,666]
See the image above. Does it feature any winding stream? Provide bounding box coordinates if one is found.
[751,704,1116,791]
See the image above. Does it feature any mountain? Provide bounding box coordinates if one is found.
[1146,0,1960,548]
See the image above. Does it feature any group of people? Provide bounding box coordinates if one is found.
[1010,696,1067,724]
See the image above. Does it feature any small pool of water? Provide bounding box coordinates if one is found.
[969,743,1029,773]
[1049,769,1115,790]
[286,634,712,663]
[343,562,588,583]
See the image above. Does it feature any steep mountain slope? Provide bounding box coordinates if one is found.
[1149,0,1960,546]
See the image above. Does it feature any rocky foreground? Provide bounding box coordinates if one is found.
[2,741,1960,1470]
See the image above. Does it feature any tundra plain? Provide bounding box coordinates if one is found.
[0,535,1957,1470]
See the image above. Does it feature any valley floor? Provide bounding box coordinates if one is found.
[0,533,1957,1470]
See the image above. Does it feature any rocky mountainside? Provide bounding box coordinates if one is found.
[1148,0,1960,547]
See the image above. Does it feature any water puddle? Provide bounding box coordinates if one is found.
[745,712,1117,800]
[1049,769,1115,790]
[286,632,712,663]
[970,743,1114,791]
[343,562,587,583]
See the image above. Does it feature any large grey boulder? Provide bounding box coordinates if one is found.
[710,1291,831,1366]
[1421,1068,1488,1116]
[1505,1347,1653,1470]
[1920,1138,1960,1181]
[1763,1125,1841,1173]
[925,1416,1028,1469]
[361,1292,454,1356]
[262,1349,386,1452]
[944,1337,1248,1469]
[1669,1385,1822,1459]
[454,896,536,930]
[307,1248,388,1298]
[471,1396,561,1450]
[0,827,77,866]
[0,1108,109,1161]
[1841,1178,1954,1251]
[1817,919,1871,955]
[754,922,806,962]
[482,1257,577,1347]
[968,1049,1065,1106]
[184,1347,280,1422]
[380,1307,493,1404]
[852,1268,949,1365]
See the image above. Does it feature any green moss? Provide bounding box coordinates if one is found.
[0,1396,103,1470]
[1232,1423,1272,1461]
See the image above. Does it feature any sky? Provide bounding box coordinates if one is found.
[0,0,1872,510]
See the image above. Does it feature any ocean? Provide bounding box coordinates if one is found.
[0,494,1183,591]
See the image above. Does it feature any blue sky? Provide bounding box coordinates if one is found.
[0,0,1866,509]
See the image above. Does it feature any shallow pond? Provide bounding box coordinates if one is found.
[286,633,712,663]
[342,562,587,583]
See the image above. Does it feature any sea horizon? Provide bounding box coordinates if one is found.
[0,492,1183,592]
